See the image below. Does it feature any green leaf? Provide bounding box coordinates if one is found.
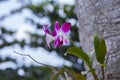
[94,35,107,64]
[66,47,91,67]
[94,34,100,54]
[74,73,86,80]
[97,39,107,64]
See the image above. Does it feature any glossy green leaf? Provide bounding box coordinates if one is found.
[97,39,107,64]
[66,47,91,67]
[94,34,100,54]
[94,35,107,64]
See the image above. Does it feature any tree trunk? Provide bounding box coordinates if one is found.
[75,0,120,80]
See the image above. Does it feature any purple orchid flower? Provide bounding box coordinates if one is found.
[43,25,55,48]
[43,21,71,48]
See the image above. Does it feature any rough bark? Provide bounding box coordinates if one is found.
[75,0,120,80]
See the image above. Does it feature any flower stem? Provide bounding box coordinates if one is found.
[92,71,99,80]
[90,67,99,80]
[101,66,105,80]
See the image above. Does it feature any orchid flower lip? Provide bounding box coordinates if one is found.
[45,33,55,48]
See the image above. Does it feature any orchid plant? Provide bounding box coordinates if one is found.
[43,21,107,80]
[14,21,107,80]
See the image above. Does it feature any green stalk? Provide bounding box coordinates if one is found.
[89,66,99,80]
[92,70,99,80]
[101,66,105,80]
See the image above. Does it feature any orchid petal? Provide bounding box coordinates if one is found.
[55,21,60,31]
[43,25,50,34]
[58,41,63,47]
[52,30,57,37]
[54,36,63,48]
[45,34,55,48]
[61,22,71,33]
[63,37,69,45]
[54,39,58,48]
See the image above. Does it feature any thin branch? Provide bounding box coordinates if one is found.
[104,33,120,39]
[13,51,57,68]
[109,48,120,55]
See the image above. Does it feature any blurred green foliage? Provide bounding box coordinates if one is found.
[0,0,84,80]
[0,63,53,80]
